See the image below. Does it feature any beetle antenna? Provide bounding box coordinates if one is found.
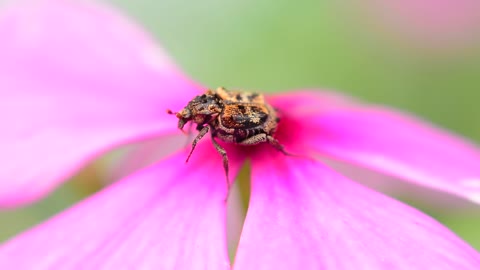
[166,109,177,115]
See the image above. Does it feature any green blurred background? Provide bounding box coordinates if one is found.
[1,0,479,249]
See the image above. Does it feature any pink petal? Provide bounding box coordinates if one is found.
[0,1,202,207]
[358,0,480,52]
[234,151,480,270]
[269,91,480,204]
[0,142,243,269]
[106,134,187,184]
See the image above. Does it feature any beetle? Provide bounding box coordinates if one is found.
[168,87,289,192]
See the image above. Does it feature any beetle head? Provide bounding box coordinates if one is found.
[167,92,223,131]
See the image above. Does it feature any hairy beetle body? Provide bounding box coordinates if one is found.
[168,87,288,195]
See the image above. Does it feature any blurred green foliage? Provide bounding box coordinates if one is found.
[1,0,479,250]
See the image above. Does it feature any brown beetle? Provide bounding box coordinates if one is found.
[168,87,289,191]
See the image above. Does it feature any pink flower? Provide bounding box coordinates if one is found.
[350,0,480,52]
[1,1,480,269]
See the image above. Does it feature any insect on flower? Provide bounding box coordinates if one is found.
[168,87,290,190]
[2,2,480,269]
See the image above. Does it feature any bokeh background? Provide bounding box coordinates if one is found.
[1,0,480,249]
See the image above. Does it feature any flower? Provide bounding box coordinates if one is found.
[348,0,480,53]
[1,1,480,269]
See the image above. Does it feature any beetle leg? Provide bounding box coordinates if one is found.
[239,134,298,157]
[186,125,209,163]
[266,135,313,161]
[182,122,195,148]
[211,135,230,199]
[238,133,267,145]
[266,135,296,156]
